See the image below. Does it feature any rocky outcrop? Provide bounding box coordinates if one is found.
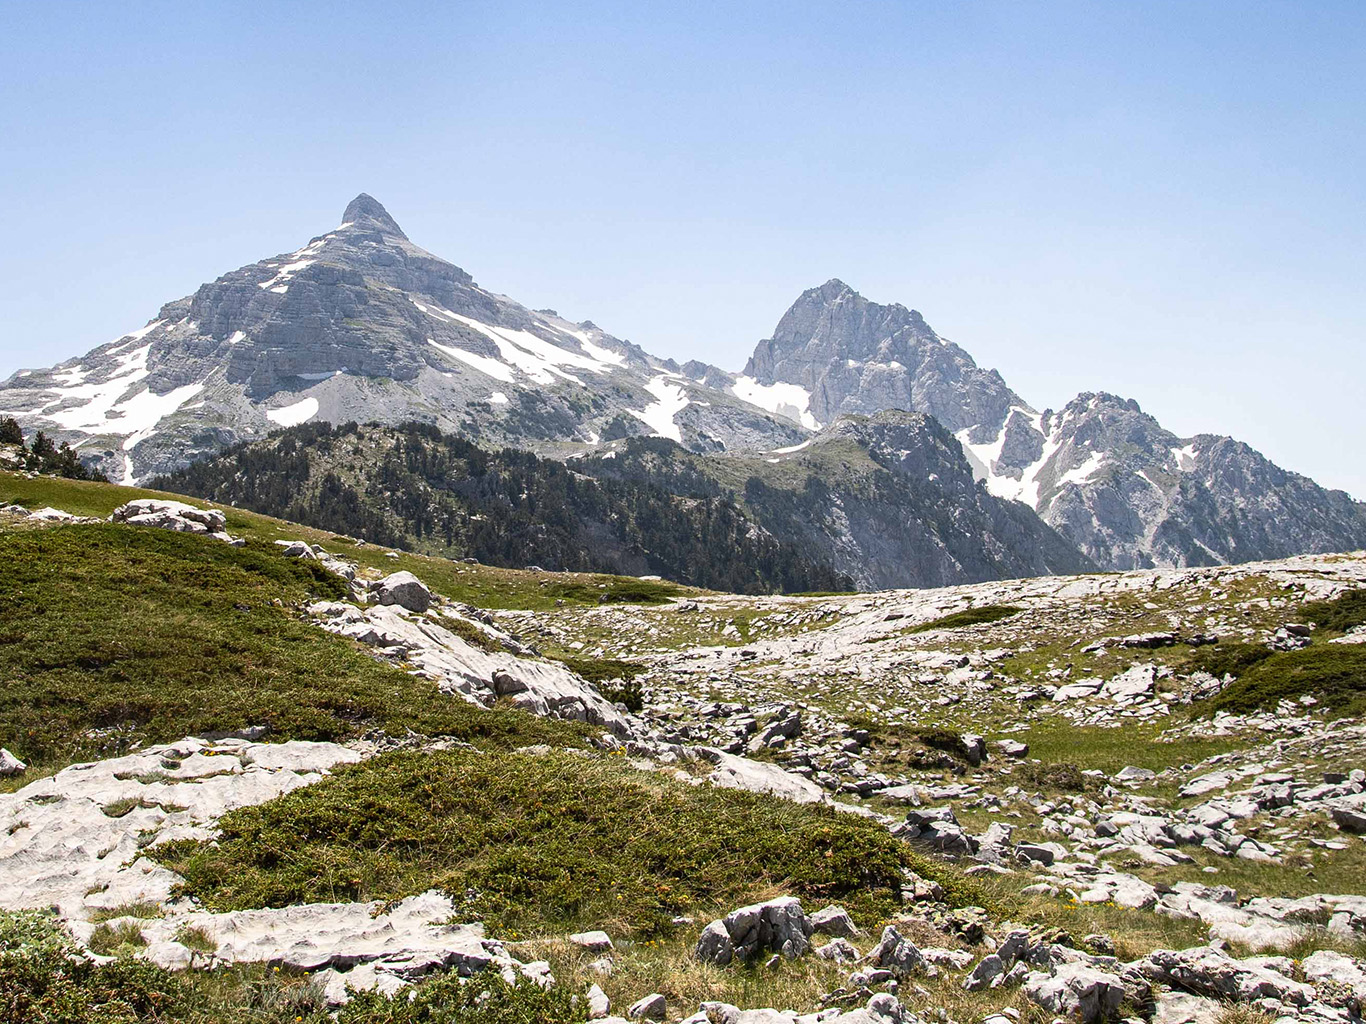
[695,897,814,966]
[111,497,239,544]
[308,600,640,738]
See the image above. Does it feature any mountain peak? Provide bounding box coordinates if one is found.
[341,193,407,239]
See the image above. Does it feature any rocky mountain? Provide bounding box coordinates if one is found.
[582,412,1093,590]
[0,194,803,484]
[4,197,1361,578]
[738,281,1366,570]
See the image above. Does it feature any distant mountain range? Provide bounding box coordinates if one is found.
[3,193,1363,584]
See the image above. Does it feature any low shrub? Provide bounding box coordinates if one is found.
[157,748,944,935]
[1199,645,1366,717]
[905,605,1021,633]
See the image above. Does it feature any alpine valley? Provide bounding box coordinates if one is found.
[3,195,1364,588]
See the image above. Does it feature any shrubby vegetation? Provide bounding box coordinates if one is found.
[156,748,964,935]
[153,422,852,595]
[1200,645,1366,717]
[905,605,1022,633]
[0,524,580,766]
[0,417,106,481]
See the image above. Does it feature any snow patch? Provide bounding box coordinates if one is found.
[413,300,618,386]
[1056,451,1108,489]
[227,331,247,345]
[107,320,166,353]
[1172,443,1198,472]
[769,439,812,455]
[257,259,315,291]
[428,339,516,383]
[537,319,626,367]
[266,397,320,427]
[731,376,821,430]
[628,375,689,442]
[488,391,508,405]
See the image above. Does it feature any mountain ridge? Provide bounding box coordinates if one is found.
[2,193,1362,576]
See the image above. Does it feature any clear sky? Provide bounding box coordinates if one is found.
[2,1,1363,496]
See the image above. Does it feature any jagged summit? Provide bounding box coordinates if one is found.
[340,193,408,239]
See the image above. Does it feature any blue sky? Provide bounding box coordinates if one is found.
[2,0,1363,495]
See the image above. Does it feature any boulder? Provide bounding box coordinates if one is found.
[810,905,859,938]
[1024,963,1125,1024]
[111,498,227,535]
[629,994,667,1020]
[1332,806,1366,834]
[695,897,813,965]
[993,739,1029,758]
[0,748,26,777]
[587,984,612,1019]
[571,930,614,953]
[372,571,432,613]
[863,925,925,977]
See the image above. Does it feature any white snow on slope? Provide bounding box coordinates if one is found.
[1056,451,1108,488]
[257,259,315,293]
[227,331,247,345]
[488,392,509,405]
[1172,443,1198,472]
[116,383,207,449]
[266,397,319,427]
[629,375,689,442]
[42,344,156,431]
[769,439,812,455]
[731,376,821,430]
[412,300,619,386]
[538,319,626,367]
[107,320,166,352]
[428,339,515,383]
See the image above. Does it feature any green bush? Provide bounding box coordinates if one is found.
[1297,588,1366,634]
[551,657,646,710]
[338,973,578,1024]
[1199,645,1366,717]
[905,605,1021,633]
[157,749,936,935]
[1183,642,1274,680]
[0,911,183,1024]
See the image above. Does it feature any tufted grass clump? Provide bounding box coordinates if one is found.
[155,748,979,938]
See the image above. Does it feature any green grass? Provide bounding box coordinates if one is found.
[547,655,646,685]
[0,469,700,612]
[1017,722,1248,775]
[87,921,147,956]
[155,748,984,938]
[904,605,1021,634]
[0,522,582,767]
[1199,644,1366,717]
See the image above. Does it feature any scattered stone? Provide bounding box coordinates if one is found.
[629,993,667,1020]
[571,930,614,953]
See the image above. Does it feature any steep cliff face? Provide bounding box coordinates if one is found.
[731,411,1094,589]
[741,279,1023,438]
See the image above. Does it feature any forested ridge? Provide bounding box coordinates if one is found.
[154,422,851,594]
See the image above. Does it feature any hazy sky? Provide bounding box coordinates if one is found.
[2,1,1363,495]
